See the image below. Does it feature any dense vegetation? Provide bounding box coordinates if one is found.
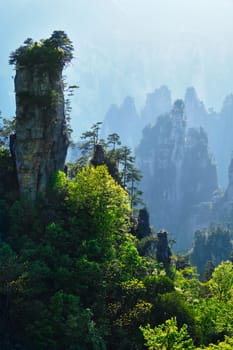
[0,138,233,349]
[68,122,143,208]
[0,31,233,349]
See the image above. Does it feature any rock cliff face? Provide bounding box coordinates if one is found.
[184,87,233,188]
[184,87,207,128]
[136,100,218,251]
[102,96,141,149]
[141,85,171,126]
[14,65,68,199]
[224,157,233,201]
[215,94,233,187]
[136,101,186,238]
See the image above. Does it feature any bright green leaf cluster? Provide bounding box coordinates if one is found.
[140,317,195,350]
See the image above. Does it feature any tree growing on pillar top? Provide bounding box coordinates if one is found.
[9,30,74,70]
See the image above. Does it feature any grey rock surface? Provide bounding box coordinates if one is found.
[14,65,68,199]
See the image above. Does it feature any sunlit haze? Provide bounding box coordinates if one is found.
[1,0,233,138]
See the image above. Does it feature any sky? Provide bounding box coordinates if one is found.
[1,0,233,139]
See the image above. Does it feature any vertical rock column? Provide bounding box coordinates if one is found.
[14,65,68,200]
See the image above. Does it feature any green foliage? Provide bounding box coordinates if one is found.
[198,262,233,341]
[78,122,103,164]
[152,291,197,339]
[9,30,74,69]
[0,113,15,147]
[107,132,121,150]
[9,33,76,144]
[175,266,201,302]
[143,275,174,302]
[0,241,27,346]
[1,164,152,349]
[0,147,15,185]
[2,159,233,349]
[69,123,143,208]
[66,165,131,239]
[26,291,105,350]
[209,261,233,302]
[137,234,157,257]
[174,260,233,346]
[175,254,191,271]
[196,336,233,349]
[190,226,233,279]
[0,146,18,209]
[140,317,195,350]
[194,297,222,345]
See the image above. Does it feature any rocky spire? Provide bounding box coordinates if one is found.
[91,143,106,166]
[141,85,171,126]
[10,31,73,199]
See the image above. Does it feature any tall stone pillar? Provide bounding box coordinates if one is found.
[14,64,68,199]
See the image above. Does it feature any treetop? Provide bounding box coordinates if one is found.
[9,30,74,69]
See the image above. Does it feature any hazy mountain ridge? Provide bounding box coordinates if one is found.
[136,100,218,251]
[102,85,233,189]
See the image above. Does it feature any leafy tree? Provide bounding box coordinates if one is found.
[126,163,143,208]
[140,317,195,350]
[25,291,105,350]
[173,260,233,344]
[9,30,74,68]
[143,275,174,302]
[44,30,74,65]
[79,122,102,155]
[209,261,233,302]
[151,291,197,340]
[107,132,121,151]
[119,146,136,187]
[175,266,201,302]
[66,165,131,239]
